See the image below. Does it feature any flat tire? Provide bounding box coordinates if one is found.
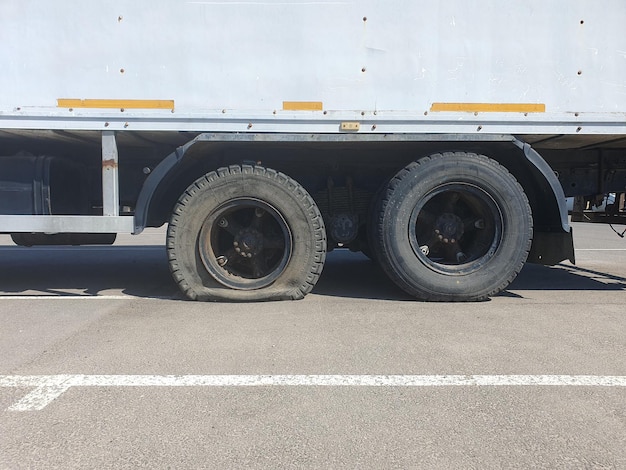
[167,165,326,301]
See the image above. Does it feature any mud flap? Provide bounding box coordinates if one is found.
[526,228,575,266]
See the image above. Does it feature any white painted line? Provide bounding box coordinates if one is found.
[576,249,626,251]
[0,295,132,300]
[3,375,75,411]
[2,374,626,411]
[0,295,175,301]
[9,385,72,411]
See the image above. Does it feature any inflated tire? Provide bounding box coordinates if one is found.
[167,165,326,301]
[371,152,532,301]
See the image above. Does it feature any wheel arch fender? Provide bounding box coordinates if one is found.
[133,135,213,233]
[498,138,574,265]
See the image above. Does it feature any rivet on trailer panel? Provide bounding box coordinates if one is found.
[477,125,483,132]
[120,68,125,74]
[118,16,123,22]
[576,127,583,132]
[247,123,253,129]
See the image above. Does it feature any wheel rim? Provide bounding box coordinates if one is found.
[198,198,292,290]
[408,183,503,275]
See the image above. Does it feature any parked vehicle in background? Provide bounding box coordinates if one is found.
[567,194,617,213]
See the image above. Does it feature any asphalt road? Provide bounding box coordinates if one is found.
[1,222,625,468]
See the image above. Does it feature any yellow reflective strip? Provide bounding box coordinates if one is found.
[430,102,545,113]
[282,101,323,111]
[57,99,175,110]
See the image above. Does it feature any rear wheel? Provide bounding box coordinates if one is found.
[371,152,532,301]
[167,165,326,301]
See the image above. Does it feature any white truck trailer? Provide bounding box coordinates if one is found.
[1,0,625,301]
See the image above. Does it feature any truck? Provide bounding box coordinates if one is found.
[1,0,625,302]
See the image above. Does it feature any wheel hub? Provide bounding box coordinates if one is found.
[434,213,464,244]
[234,228,263,257]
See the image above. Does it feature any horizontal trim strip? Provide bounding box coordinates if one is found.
[58,99,175,110]
[431,102,546,113]
[0,215,135,233]
[282,101,323,111]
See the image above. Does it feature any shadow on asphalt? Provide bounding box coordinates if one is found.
[499,262,626,296]
[0,245,179,299]
[0,246,624,301]
[315,251,626,300]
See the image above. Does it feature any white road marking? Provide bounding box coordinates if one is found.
[0,295,175,301]
[576,249,626,251]
[2,374,626,411]
[9,385,72,412]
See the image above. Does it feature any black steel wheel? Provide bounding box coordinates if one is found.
[408,182,502,275]
[168,165,326,301]
[371,152,533,301]
[198,198,292,290]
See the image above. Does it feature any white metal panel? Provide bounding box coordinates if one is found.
[1,0,625,133]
